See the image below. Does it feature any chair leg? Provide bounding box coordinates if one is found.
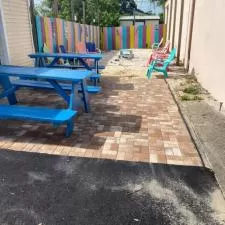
[147,67,154,79]
[163,70,168,79]
[65,119,74,137]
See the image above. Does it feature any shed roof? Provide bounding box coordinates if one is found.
[119,15,160,21]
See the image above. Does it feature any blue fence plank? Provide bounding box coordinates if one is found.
[36,16,43,52]
[122,26,127,49]
[154,25,159,43]
[107,27,112,51]
[138,25,143,48]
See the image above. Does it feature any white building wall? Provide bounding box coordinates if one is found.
[189,0,225,103]
[166,0,225,103]
[181,0,193,64]
[173,0,180,50]
[2,0,34,66]
[169,0,175,44]
[165,1,170,41]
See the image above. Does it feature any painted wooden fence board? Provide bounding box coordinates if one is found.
[154,25,159,45]
[146,24,151,48]
[107,27,113,51]
[115,27,120,50]
[36,16,100,53]
[101,24,167,51]
[135,26,138,48]
[36,16,43,52]
[130,25,135,49]
[122,26,127,49]
[36,16,166,52]
[126,26,130,49]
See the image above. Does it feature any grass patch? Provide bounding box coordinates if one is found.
[180,95,192,101]
[183,85,201,95]
[185,75,198,84]
[180,94,203,101]
[177,75,204,101]
[193,95,203,101]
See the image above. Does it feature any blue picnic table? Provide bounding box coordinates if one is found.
[0,66,94,136]
[28,52,104,74]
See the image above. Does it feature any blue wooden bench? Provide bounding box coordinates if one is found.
[0,105,77,137]
[53,64,105,71]
[12,79,102,94]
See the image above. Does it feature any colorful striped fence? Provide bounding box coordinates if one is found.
[101,24,167,51]
[35,16,100,53]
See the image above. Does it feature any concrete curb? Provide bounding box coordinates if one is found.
[165,78,225,198]
[165,79,212,169]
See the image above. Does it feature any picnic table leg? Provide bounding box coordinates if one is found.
[77,58,92,70]
[48,57,60,67]
[80,79,90,113]
[47,79,70,104]
[65,119,74,137]
[96,60,101,83]
[0,77,17,105]
[69,82,81,111]
[96,60,99,74]
[35,57,45,67]
[65,82,78,137]
[34,58,40,67]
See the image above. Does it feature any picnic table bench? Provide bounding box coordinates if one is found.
[0,105,76,137]
[12,79,101,94]
[0,66,94,136]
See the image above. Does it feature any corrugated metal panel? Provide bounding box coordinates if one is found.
[2,0,34,66]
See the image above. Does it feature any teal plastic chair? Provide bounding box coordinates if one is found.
[146,48,176,79]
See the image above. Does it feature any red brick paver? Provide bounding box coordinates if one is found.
[0,50,202,166]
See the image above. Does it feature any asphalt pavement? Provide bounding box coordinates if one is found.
[0,149,224,225]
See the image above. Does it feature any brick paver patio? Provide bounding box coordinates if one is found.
[0,50,202,166]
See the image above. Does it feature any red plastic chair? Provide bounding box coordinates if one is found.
[146,40,171,66]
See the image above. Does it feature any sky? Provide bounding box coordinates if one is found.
[135,0,162,14]
[34,0,42,4]
[34,0,162,15]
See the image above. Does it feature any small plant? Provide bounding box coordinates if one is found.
[180,94,192,101]
[193,95,203,101]
[183,85,201,95]
[180,94,203,101]
[185,75,197,84]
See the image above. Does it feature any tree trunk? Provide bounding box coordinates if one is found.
[52,0,59,17]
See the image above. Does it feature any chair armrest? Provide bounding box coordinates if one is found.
[153,58,166,64]
[152,43,159,49]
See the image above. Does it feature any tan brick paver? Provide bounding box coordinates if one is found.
[0,50,202,166]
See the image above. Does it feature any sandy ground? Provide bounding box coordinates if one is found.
[101,49,149,77]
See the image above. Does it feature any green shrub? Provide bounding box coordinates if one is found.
[180,94,203,101]
[183,85,201,95]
